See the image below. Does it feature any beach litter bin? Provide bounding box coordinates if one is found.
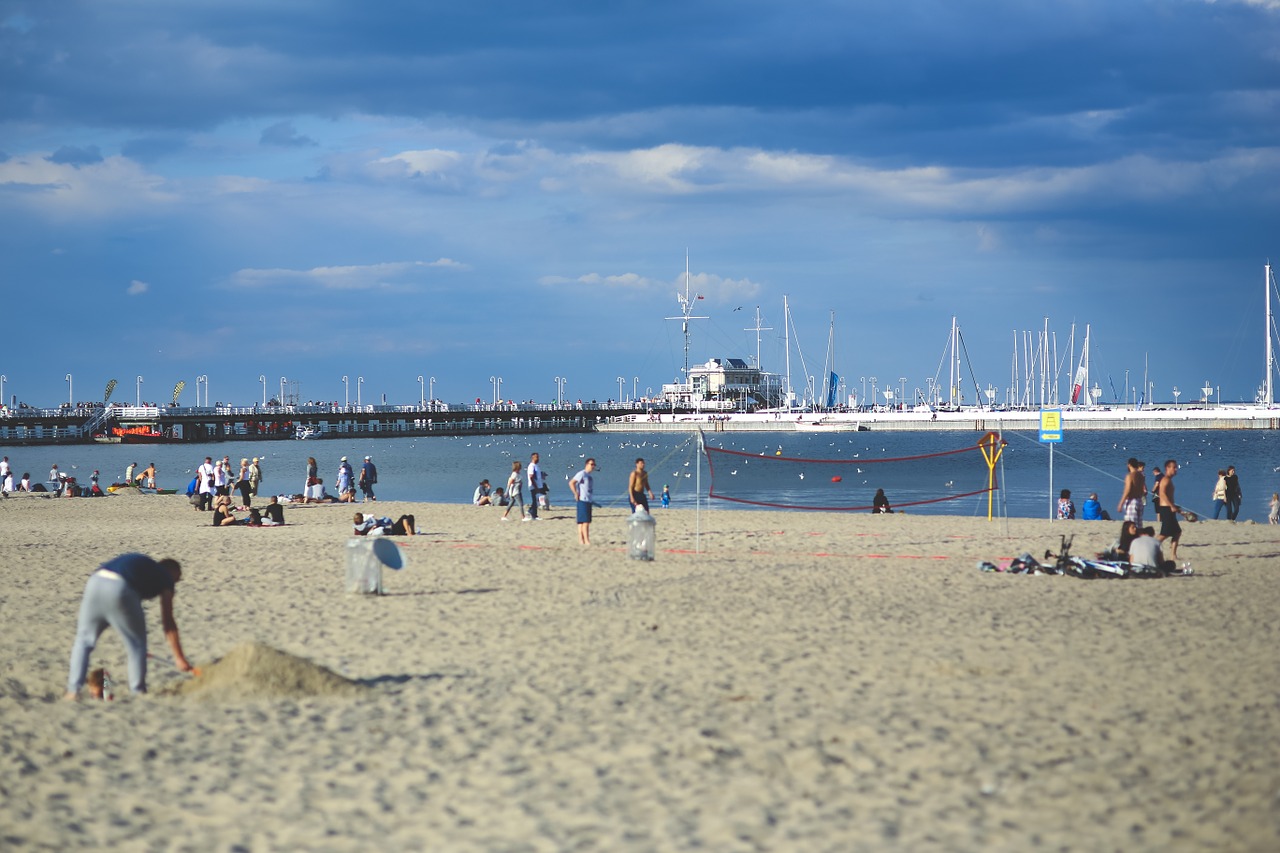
[345,537,405,594]
[628,508,657,561]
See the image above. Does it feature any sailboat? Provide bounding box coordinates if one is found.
[1070,324,1090,406]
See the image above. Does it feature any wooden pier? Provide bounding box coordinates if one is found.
[0,402,638,447]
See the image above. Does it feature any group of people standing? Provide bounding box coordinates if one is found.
[191,455,262,511]
[1117,457,1189,559]
[472,453,664,546]
[300,455,377,503]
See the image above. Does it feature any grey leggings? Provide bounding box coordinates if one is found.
[66,572,149,695]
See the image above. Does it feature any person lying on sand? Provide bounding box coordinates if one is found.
[352,512,416,536]
[65,553,194,699]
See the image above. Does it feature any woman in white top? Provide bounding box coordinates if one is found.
[502,460,527,521]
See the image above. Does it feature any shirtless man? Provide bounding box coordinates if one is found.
[628,457,655,512]
[1117,457,1146,530]
[1155,458,1184,559]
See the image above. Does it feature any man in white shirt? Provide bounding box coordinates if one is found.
[196,457,216,511]
[527,452,545,519]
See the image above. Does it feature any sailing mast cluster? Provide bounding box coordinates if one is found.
[656,261,1280,414]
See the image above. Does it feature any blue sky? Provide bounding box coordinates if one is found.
[2,0,1278,409]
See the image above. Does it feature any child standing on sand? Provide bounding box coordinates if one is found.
[1270,493,1279,525]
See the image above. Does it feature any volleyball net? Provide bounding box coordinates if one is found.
[703,431,1005,514]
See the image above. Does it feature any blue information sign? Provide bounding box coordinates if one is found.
[1039,409,1063,443]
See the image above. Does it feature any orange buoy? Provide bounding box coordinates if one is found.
[831,476,842,483]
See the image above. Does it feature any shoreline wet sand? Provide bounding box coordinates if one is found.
[3,491,1278,850]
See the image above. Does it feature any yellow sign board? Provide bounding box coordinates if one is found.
[1039,409,1063,443]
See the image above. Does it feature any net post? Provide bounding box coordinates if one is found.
[978,431,1006,520]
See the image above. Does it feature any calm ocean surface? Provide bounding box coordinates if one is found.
[5,430,1278,522]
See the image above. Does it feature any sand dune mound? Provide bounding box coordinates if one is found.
[163,641,362,701]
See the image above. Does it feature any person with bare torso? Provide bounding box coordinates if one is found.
[1117,457,1146,531]
[1156,459,1184,559]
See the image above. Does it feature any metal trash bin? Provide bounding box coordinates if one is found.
[345,537,405,594]
[628,509,657,561]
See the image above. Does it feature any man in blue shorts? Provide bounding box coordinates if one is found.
[65,553,194,699]
[570,458,597,545]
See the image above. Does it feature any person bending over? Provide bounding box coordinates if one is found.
[65,554,193,699]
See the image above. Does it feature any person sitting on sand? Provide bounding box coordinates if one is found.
[211,495,239,526]
[872,488,893,514]
[353,512,416,536]
[1057,489,1076,519]
[1080,492,1104,520]
[20,472,32,492]
[474,479,493,506]
[262,495,285,525]
[492,486,508,506]
[1128,526,1176,575]
[1101,520,1140,561]
[65,553,194,699]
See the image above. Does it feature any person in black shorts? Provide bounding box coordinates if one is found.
[1155,459,1184,559]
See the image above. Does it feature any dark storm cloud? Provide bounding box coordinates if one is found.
[260,120,317,147]
[3,1,1276,165]
[46,144,103,166]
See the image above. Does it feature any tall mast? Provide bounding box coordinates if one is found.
[745,306,774,406]
[783,295,792,407]
[823,310,836,409]
[744,306,772,371]
[664,250,708,387]
[1267,263,1275,406]
[949,316,959,407]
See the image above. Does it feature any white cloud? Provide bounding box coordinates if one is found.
[540,270,762,303]
[572,144,712,193]
[127,279,149,295]
[227,260,462,291]
[975,224,1001,252]
[374,149,464,178]
[0,153,177,218]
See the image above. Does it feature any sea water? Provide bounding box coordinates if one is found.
[4,429,1277,522]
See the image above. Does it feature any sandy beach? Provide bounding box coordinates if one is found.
[2,490,1278,851]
